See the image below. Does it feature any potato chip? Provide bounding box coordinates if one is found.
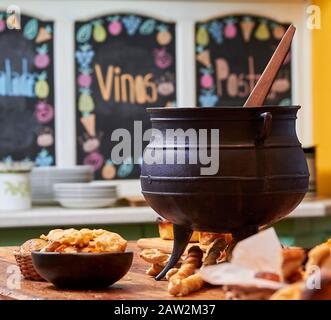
[40,228,127,253]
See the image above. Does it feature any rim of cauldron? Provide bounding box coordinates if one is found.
[147,105,300,112]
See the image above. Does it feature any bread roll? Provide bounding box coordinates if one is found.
[282,247,306,283]
[158,221,199,242]
[19,239,48,254]
[199,232,232,246]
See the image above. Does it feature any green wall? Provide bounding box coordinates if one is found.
[0,223,158,246]
[1,217,331,248]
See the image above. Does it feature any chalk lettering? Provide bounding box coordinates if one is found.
[95,63,158,104]
[0,58,37,97]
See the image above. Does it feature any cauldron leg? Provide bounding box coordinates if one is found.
[155,224,193,281]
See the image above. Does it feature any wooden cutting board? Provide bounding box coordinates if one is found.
[137,237,207,254]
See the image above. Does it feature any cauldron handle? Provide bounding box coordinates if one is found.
[256,112,272,144]
[155,224,193,281]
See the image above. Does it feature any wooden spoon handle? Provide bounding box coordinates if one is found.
[243,24,296,107]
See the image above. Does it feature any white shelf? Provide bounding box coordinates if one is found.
[0,198,331,229]
[0,206,160,228]
[288,198,331,218]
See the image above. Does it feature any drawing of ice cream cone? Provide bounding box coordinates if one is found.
[80,114,96,137]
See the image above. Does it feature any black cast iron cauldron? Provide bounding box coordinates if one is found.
[140,106,309,280]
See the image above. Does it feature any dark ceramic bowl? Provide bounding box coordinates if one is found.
[31,251,133,289]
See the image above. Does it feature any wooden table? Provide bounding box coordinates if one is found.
[0,242,225,300]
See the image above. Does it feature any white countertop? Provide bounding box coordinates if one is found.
[1,198,331,229]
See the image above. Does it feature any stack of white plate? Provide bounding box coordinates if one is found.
[54,183,118,209]
[31,166,94,205]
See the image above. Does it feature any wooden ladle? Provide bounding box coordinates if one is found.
[243,24,296,107]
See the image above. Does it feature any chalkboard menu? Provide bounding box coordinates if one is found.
[75,14,176,180]
[0,13,55,165]
[195,15,291,107]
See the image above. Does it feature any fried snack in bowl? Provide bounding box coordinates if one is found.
[32,228,132,289]
[53,245,78,253]
[40,228,91,248]
[89,231,127,253]
[40,228,127,253]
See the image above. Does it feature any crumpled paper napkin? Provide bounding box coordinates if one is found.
[199,228,285,289]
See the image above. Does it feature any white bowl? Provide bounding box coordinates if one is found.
[32,166,93,173]
[54,191,117,199]
[53,183,116,190]
[31,167,94,205]
[56,198,117,209]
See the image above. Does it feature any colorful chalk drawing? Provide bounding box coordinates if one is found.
[107,16,123,36]
[224,18,238,39]
[0,13,55,165]
[139,19,156,35]
[122,15,142,36]
[0,14,6,32]
[76,24,92,43]
[0,58,37,97]
[195,15,292,107]
[75,14,176,180]
[92,20,107,43]
[35,149,54,166]
[35,71,50,98]
[37,127,54,148]
[117,157,134,178]
[154,47,172,69]
[75,44,94,68]
[35,101,54,124]
[34,44,50,69]
[83,151,104,171]
[208,21,223,44]
[101,159,116,180]
[23,18,39,40]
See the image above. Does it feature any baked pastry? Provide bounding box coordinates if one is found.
[269,282,303,300]
[306,242,331,276]
[167,246,204,296]
[140,248,185,277]
[158,220,199,242]
[282,247,306,283]
[301,272,331,300]
[199,232,232,246]
[14,238,48,281]
[158,221,173,240]
[165,238,227,296]
[271,272,331,300]
[19,238,48,254]
[225,285,277,300]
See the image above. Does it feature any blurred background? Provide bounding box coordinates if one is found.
[0,0,330,247]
